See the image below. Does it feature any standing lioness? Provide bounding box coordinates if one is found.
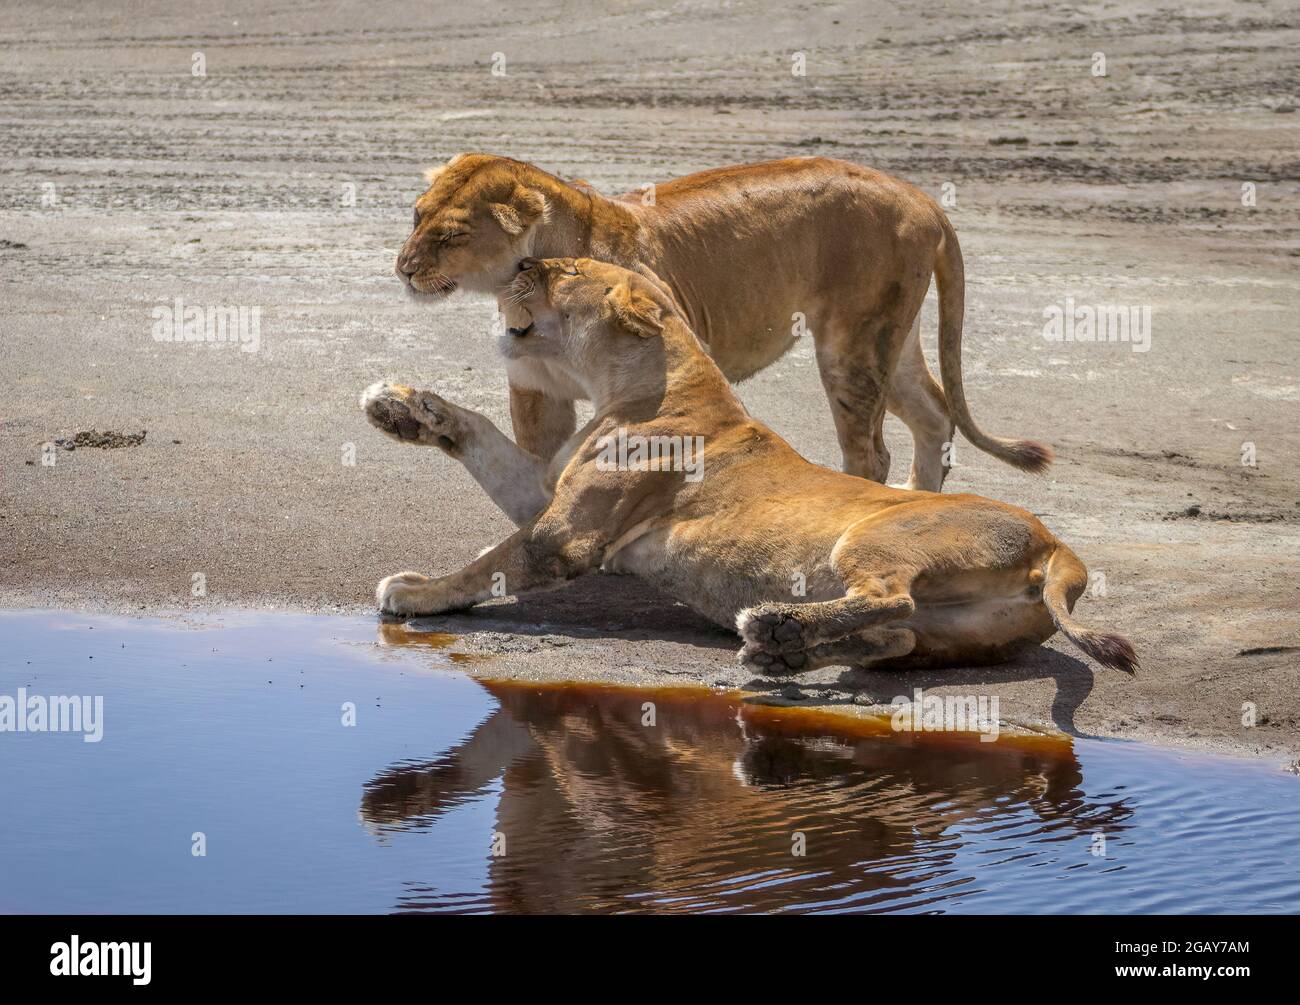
[395,154,1050,495]
[363,257,1135,677]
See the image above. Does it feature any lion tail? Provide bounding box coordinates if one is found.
[933,214,1054,474]
[1042,546,1139,674]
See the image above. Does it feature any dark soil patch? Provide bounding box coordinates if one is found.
[52,429,147,450]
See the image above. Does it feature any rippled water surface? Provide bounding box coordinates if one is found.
[1,610,1296,914]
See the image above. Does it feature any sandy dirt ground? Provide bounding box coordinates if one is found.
[1,0,1297,760]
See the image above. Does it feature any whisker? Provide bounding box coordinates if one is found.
[503,277,535,305]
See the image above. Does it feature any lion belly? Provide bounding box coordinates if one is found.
[603,520,846,631]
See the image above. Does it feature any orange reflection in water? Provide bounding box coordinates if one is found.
[367,623,1111,914]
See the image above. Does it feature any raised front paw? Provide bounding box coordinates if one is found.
[376,571,434,616]
[360,382,465,454]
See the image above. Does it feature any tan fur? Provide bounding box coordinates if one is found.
[394,153,1051,491]
[365,258,1135,676]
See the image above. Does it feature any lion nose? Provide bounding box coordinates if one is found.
[396,249,421,277]
[517,257,539,272]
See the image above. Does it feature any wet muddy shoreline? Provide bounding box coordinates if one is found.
[3,599,1295,766]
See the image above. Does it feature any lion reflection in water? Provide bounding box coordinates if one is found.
[360,655,1131,913]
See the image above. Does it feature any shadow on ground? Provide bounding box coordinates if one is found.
[394,571,1102,739]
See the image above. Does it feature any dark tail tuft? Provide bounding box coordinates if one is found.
[1004,439,1054,475]
[1071,630,1140,676]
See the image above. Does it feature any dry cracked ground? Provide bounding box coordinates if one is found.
[0,0,1297,759]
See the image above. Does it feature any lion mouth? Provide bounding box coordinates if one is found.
[401,270,458,298]
[507,322,534,338]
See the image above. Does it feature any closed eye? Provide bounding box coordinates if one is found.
[439,232,470,244]
[412,208,420,229]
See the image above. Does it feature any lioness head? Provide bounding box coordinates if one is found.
[396,154,550,299]
[497,257,680,396]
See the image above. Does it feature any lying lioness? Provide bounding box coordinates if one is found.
[395,153,1051,493]
[363,258,1136,676]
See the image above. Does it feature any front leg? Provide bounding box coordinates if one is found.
[361,381,550,526]
[377,518,604,617]
[509,383,577,461]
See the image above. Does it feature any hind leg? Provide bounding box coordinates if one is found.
[886,311,955,492]
[737,588,915,675]
[805,627,917,670]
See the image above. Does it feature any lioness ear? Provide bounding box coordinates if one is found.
[423,153,468,186]
[605,282,664,339]
[489,186,547,236]
[631,262,682,313]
